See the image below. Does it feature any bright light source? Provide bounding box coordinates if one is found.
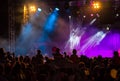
[65,28,85,51]
[23,5,28,23]
[106,27,110,30]
[55,8,59,11]
[96,13,100,17]
[69,16,71,19]
[38,8,42,12]
[30,6,36,12]
[116,13,119,17]
[90,14,94,16]
[83,15,86,18]
[24,5,27,11]
[92,2,101,9]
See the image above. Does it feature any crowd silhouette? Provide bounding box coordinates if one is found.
[0,47,120,81]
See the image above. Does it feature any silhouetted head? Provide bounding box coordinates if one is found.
[56,48,60,53]
[113,51,119,58]
[72,49,77,55]
[37,50,41,54]
[0,48,5,54]
[52,47,57,53]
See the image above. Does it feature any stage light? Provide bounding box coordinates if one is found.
[55,8,59,11]
[105,24,111,31]
[116,13,119,17]
[44,8,59,33]
[92,2,101,9]
[30,6,36,12]
[83,15,86,18]
[65,27,85,51]
[69,16,71,19]
[90,14,94,17]
[96,13,100,17]
[24,5,27,11]
[106,27,110,31]
[23,5,28,23]
[38,8,42,12]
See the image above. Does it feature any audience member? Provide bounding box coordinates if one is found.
[0,47,119,81]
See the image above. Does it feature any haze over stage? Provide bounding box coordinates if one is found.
[0,0,120,57]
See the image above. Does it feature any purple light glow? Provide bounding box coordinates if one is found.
[118,49,120,56]
[82,31,120,57]
[65,28,120,58]
[8,2,119,57]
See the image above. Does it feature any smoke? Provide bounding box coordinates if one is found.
[0,38,9,51]
[15,5,69,55]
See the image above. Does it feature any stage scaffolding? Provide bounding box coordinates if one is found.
[8,6,16,53]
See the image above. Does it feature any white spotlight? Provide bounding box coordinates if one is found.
[116,13,119,17]
[69,16,71,19]
[83,15,86,18]
[90,14,94,17]
[38,8,42,12]
[106,27,110,30]
[55,8,59,11]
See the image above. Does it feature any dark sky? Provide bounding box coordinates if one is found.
[0,0,8,38]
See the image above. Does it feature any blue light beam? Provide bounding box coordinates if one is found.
[37,9,59,54]
[44,9,59,33]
